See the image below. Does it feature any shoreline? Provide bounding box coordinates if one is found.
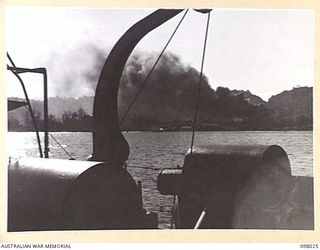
[7,129,313,133]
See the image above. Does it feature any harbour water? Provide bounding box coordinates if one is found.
[7,131,313,228]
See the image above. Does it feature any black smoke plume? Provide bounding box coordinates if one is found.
[31,44,269,131]
[118,50,216,125]
[44,44,216,127]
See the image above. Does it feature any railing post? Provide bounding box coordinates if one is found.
[43,69,49,158]
[137,180,143,210]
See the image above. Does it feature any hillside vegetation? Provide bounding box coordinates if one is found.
[8,86,312,132]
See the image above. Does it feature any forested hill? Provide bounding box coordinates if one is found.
[230,90,266,106]
[7,48,312,131]
[266,87,313,129]
[8,86,312,131]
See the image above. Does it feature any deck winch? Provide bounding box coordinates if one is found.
[8,158,157,231]
[157,144,314,229]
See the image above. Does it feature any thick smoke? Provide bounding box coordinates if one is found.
[39,44,215,126]
[39,44,110,97]
[10,44,283,131]
[118,50,215,124]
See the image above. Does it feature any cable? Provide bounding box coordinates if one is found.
[119,9,189,126]
[7,52,44,158]
[48,133,75,160]
[189,11,211,156]
[170,195,177,229]
[126,164,162,171]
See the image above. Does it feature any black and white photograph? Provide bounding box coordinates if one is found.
[4,5,315,234]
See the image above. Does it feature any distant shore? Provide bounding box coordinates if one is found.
[8,127,313,133]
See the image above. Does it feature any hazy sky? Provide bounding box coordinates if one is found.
[5,7,314,101]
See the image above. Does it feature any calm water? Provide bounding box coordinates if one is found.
[7,131,313,228]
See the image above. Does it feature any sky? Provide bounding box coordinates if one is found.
[5,7,314,101]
